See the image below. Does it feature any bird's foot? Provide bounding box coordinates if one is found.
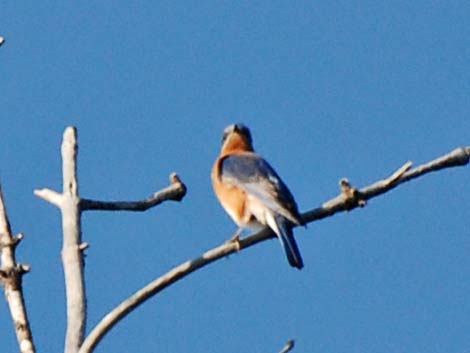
[226,229,242,252]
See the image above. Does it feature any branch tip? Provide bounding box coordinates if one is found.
[279,339,295,353]
[169,172,187,201]
[63,126,78,141]
[19,339,34,352]
[13,233,25,247]
[339,178,349,187]
[169,172,180,184]
[79,242,89,251]
[34,188,63,207]
[18,264,31,274]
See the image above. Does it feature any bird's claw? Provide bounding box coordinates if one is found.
[226,231,241,252]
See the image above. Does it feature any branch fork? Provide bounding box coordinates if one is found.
[33,127,186,353]
[339,178,366,209]
[338,161,413,210]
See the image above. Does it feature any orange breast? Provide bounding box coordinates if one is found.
[211,159,249,226]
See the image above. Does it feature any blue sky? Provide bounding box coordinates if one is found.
[1,2,469,352]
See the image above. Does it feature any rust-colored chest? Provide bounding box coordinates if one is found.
[211,157,251,226]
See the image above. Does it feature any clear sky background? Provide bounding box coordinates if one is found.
[1,2,469,353]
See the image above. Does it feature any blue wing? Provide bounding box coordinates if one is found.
[220,153,303,225]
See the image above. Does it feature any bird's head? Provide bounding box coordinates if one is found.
[220,123,254,154]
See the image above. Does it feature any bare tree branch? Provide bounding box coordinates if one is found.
[78,145,470,353]
[302,146,470,223]
[34,127,86,353]
[80,173,186,211]
[0,186,36,353]
[35,126,187,353]
[60,127,87,353]
[279,340,295,353]
[34,188,63,207]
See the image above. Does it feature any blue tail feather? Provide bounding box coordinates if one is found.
[275,216,304,269]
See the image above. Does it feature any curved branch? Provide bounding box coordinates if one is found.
[80,173,186,211]
[0,186,36,353]
[78,145,470,353]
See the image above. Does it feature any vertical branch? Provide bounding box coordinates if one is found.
[35,126,186,353]
[0,186,36,353]
[61,127,86,353]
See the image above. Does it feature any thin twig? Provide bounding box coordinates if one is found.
[0,186,36,353]
[33,188,63,207]
[78,145,470,353]
[382,161,413,187]
[80,173,186,211]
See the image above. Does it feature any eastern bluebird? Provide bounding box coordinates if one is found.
[212,124,304,269]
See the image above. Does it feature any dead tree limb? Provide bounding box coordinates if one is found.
[302,146,470,223]
[34,127,86,353]
[34,126,186,353]
[0,186,35,353]
[80,173,186,211]
[78,145,470,353]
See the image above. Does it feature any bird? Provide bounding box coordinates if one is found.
[211,123,305,269]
